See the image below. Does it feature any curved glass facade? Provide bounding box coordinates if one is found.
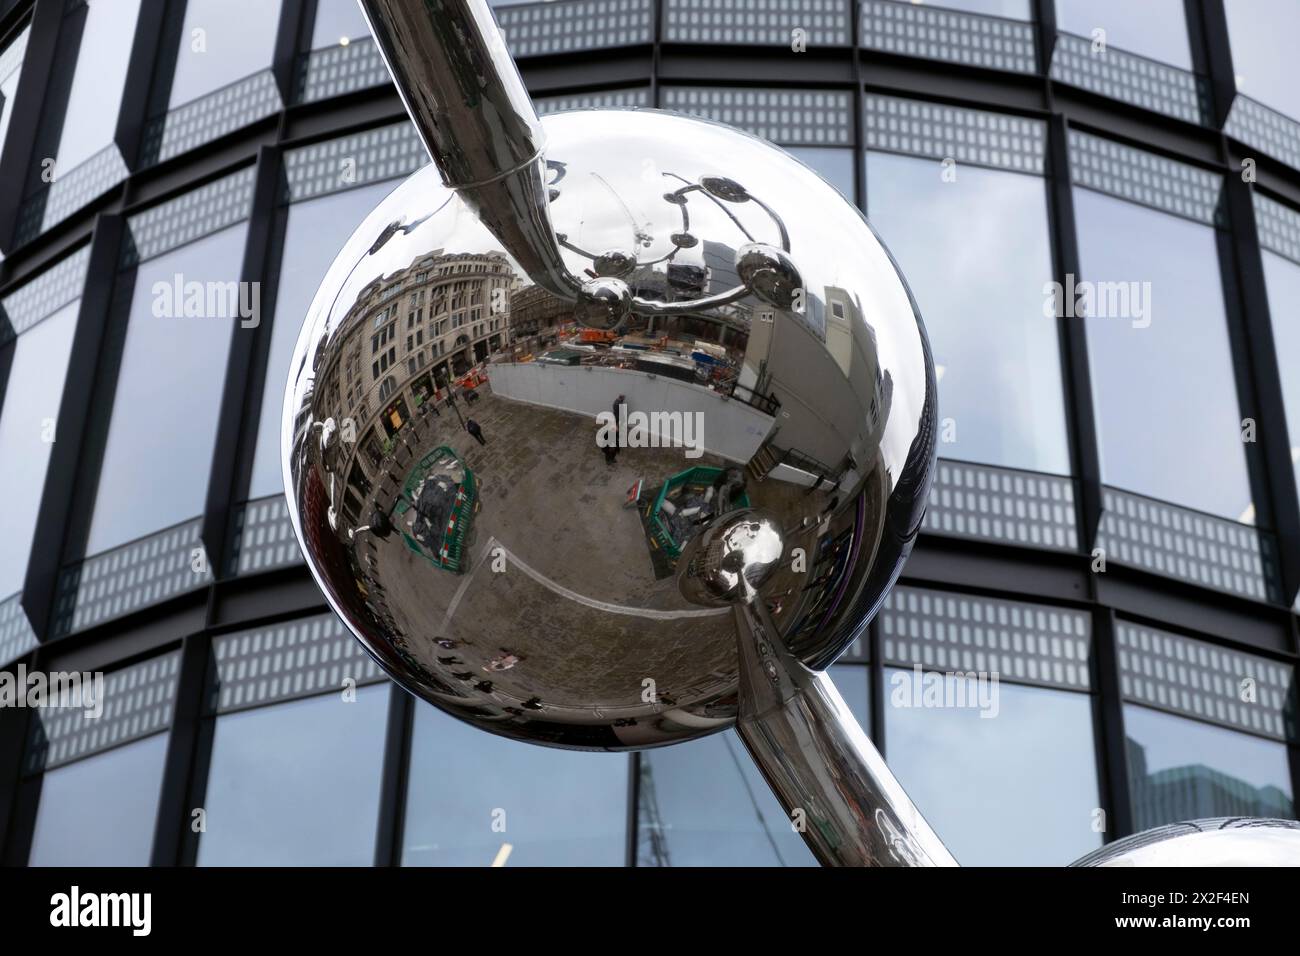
[0,0,1296,867]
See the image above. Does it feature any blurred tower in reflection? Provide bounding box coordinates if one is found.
[1127,739,1294,832]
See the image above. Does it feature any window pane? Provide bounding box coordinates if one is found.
[638,730,817,867]
[1261,251,1300,504]
[197,685,389,866]
[828,662,870,729]
[784,147,854,205]
[0,25,29,161]
[1125,704,1294,831]
[867,152,1070,473]
[248,182,395,499]
[53,0,142,174]
[403,705,628,866]
[911,0,1032,19]
[28,733,168,866]
[1224,0,1300,121]
[168,0,284,109]
[1054,0,1192,69]
[85,224,245,555]
[883,666,1102,865]
[0,302,78,598]
[311,0,371,48]
[1073,189,1251,520]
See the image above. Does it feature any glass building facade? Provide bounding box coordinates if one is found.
[0,0,1296,867]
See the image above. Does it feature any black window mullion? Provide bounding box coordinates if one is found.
[0,647,37,864]
[271,0,311,107]
[1214,183,1300,606]
[1185,0,1236,129]
[1091,606,1134,841]
[114,0,184,171]
[1044,113,1103,551]
[0,0,65,253]
[373,684,413,866]
[201,144,286,580]
[149,630,215,865]
[1192,0,1300,608]
[20,214,126,640]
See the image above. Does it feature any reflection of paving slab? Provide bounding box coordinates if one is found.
[361,385,840,716]
[433,537,734,709]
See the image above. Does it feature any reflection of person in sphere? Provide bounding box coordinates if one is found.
[609,394,626,464]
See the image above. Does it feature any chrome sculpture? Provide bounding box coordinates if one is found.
[283,0,1300,866]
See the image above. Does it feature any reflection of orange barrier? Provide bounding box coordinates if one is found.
[457,367,488,389]
[578,328,617,344]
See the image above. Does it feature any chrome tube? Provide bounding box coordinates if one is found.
[358,0,581,300]
[733,598,958,867]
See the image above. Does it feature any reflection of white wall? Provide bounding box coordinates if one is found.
[825,287,853,377]
[487,363,774,463]
[761,294,883,472]
[739,307,774,390]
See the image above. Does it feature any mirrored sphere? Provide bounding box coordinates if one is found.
[283,109,937,749]
[1071,818,1300,866]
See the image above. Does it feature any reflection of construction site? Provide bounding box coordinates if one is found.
[304,231,899,744]
[321,380,888,747]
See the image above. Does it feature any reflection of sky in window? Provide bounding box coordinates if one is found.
[197,685,389,866]
[1054,0,1192,70]
[907,0,1032,20]
[829,663,870,729]
[311,0,372,49]
[639,730,816,867]
[0,302,78,598]
[636,667,867,867]
[1124,704,1293,793]
[0,26,28,162]
[249,182,396,499]
[784,147,855,206]
[883,666,1102,865]
[53,0,142,173]
[85,224,246,555]
[28,733,168,865]
[866,153,1070,474]
[1073,188,1252,522]
[1260,251,1300,504]
[168,0,283,109]
[1224,0,1300,120]
[403,703,628,866]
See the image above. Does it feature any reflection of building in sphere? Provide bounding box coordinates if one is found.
[312,249,520,528]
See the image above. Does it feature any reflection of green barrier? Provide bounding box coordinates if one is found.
[392,446,476,573]
[649,466,750,558]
